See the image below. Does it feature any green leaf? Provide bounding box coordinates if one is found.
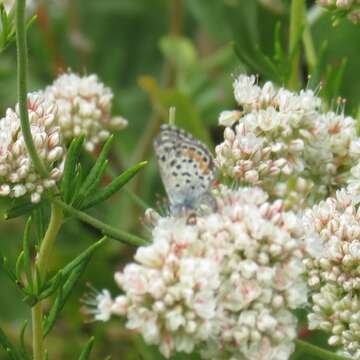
[2,252,37,306]
[43,240,103,337]
[0,4,36,53]
[74,160,108,208]
[37,271,63,301]
[43,237,106,294]
[15,252,24,284]
[70,164,84,205]
[81,161,147,210]
[78,135,113,198]
[22,218,33,290]
[308,41,328,91]
[61,136,85,203]
[43,281,64,338]
[4,200,40,220]
[19,321,30,360]
[78,337,95,360]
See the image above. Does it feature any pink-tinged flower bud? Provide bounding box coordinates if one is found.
[0,93,65,203]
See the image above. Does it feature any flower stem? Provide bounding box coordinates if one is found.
[37,203,63,274]
[31,305,43,360]
[52,198,148,246]
[288,0,305,90]
[16,0,48,178]
[32,203,63,360]
[295,340,351,360]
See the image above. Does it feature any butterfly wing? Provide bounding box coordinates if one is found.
[154,124,215,214]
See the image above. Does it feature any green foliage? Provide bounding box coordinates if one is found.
[43,238,106,337]
[80,161,147,210]
[0,0,359,359]
[78,337,95,360]
[0,4,36,52]
[61,136,86,204]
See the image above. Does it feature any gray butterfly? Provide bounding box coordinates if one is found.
[154,124,216,216]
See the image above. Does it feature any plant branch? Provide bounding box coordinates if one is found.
[53,198,148,246]
[31,305,43,360]
[288,0,305,90]
[16,0,48,178]
[295,340,351,360]
[32,202,63,360]
[37,203,63,274]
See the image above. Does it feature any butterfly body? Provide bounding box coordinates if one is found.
[154,124,216,216]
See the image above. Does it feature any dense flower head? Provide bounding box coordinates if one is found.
[0,93,65,203]
[319,0,360,23]
[303,189,360,359]
[90,187,307,359]
[215,74,360,210]
[44,72,128,152]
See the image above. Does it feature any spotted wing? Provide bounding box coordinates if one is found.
[154,124,215,214]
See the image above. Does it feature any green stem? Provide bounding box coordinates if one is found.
[31,305,43,360]
[295,340,351,360]
[53,198,148,246]
[37,203,63,274]
[288,0,305,90]
[32,203,63,360]
[16,0,48,178]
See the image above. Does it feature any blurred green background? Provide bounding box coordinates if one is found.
[0,0,359,358]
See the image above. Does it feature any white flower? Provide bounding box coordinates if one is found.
[216,74,358,210]
[91,187,306,359]
[44,73,128,152]
[0,93,65,203]
[303,190,360,358]
[233,74,262,110]
[318,0,360,23]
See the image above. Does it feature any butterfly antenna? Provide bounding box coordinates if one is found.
[169,106,176,125]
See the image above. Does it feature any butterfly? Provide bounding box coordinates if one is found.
[153,124,216,216]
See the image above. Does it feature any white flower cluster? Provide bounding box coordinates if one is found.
[346,163,360,203]
[303,190,360,359]
[0,93,65,203]
[90,187,307,359]
[44,73,128,152]
[319,0,360,23]
[215,75,360,209]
